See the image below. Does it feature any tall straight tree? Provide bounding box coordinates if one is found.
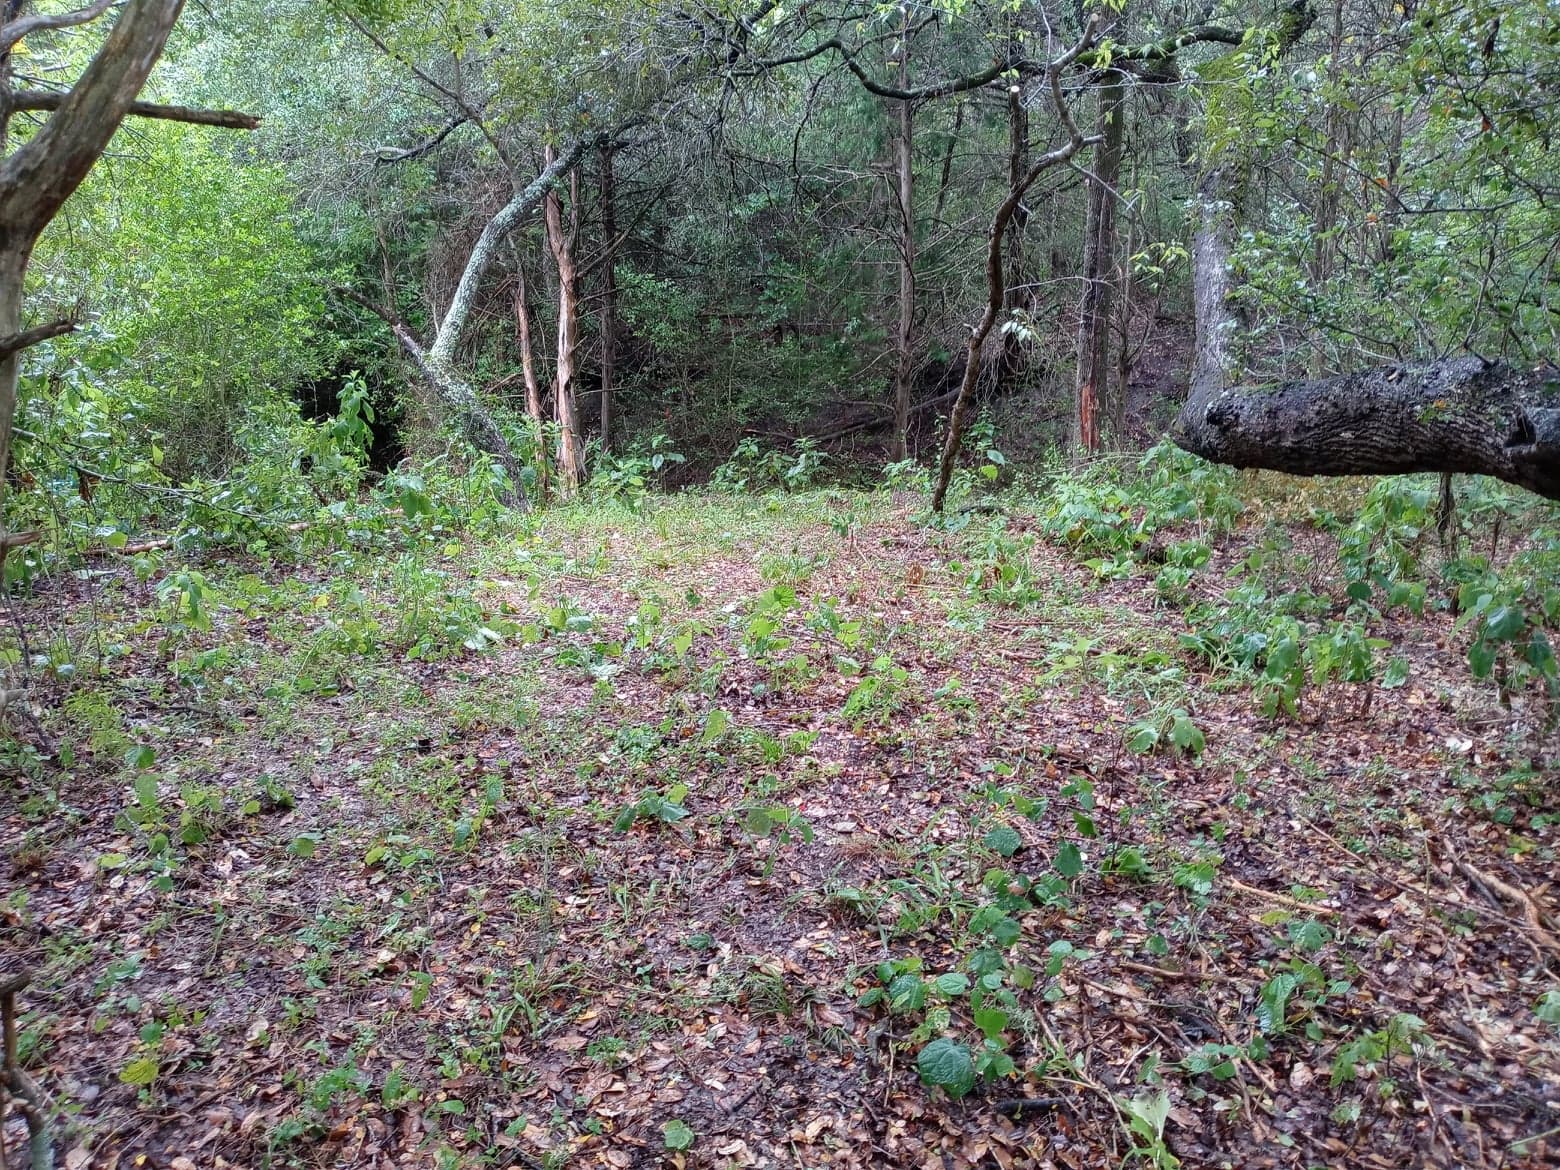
[889,5,916,461]
[599,143,619,457]
[544,143,587,493]
[1074,69,1125,452]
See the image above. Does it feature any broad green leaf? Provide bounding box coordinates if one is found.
[119,1057,159,1086]
[662,1119,695,1150]
[916,1038,976,1098]
[1055,841,1084,878]
[982,824,1022,858]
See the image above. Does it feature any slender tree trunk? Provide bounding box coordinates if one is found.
[544,144,586,493]
[889,8,915,462]
[932,24,1102,511]
[512,255,549,500]
[1309,0,1345,374]
[1074,70,1124,452]
[931,99,962,226]
[0,245,29,533]
[999,76,1029,385]
[513,265,544,425]
[599,143,619,458]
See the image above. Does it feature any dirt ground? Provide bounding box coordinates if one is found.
[2,489,1557,1169]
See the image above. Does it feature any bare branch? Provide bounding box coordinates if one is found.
[335,5,513,171]
[372,115,467,165]
[0,317,74,359]
[0,0,189,238]
[0,0,114,56]
[10,89,260,128]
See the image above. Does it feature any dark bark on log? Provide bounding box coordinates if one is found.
[1172,357,1560,502]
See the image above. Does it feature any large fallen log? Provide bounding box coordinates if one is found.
[1172,357,1560,502]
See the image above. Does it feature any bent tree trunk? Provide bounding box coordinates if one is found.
[373,135,600,509]
[1172,357,1560,502]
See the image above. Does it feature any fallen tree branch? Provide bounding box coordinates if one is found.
[1172,357,1560,502]
[1453,859,1560,959]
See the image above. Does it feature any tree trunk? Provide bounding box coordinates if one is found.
[387,323,530,504]
[889,10,915,463]
[1172,357,1560,502]
[1186,0,1312,403]
[931,21,1103,512]
[543,144,586,494]
[599,143,618,458]
[1189,167,1242,399]
[1309,0,1346,375]
[1074,70,1124,452]
[999,75,1029,386]
[0,245,28,542]
[0,0,191,536]
[512,255,549,500]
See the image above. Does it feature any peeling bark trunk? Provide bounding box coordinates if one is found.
[1074,71,1124,452]
[512,257,549,500]
[1172,358,1560,502]
[544,145,586,494]
[385,134,598,509]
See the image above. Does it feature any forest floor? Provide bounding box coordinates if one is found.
[3,477,1558,1170]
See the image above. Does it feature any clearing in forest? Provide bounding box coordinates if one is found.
[3,464,1558,1170]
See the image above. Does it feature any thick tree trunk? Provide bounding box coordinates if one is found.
[1189,167,1242,399]
[1074,71,1124,452]
[0,0,191,546]
[543,146,586,494]
[1172,357,1560,502]
[599,143,618,457]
